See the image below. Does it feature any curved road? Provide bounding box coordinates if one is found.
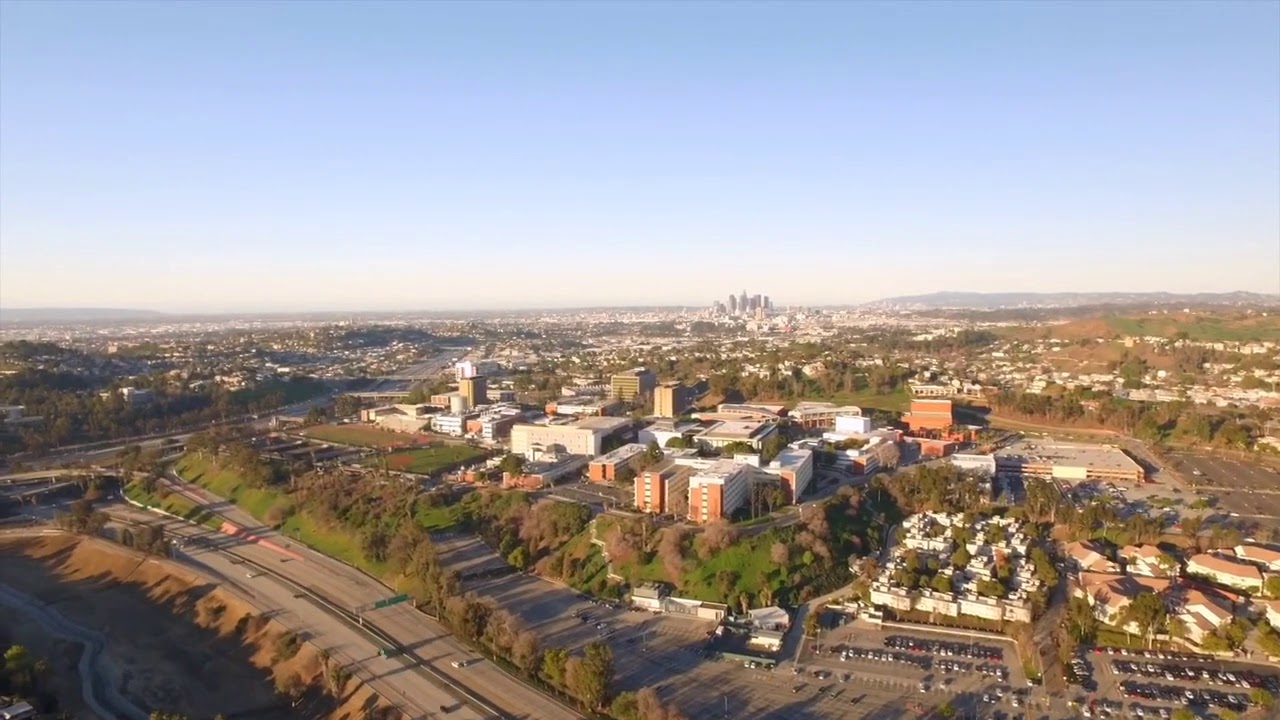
[156,474,581,720]
[0,536,149,720]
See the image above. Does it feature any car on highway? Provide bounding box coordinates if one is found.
[451,659,477,668]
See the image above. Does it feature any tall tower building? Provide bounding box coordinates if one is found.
[459,375,488,410]
[728,294,738,315]
[739,290,749,313]
[763,295,771,310]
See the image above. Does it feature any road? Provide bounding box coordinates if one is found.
[0,539,149,720]
[157,474,581,720]
[98,505,486,720]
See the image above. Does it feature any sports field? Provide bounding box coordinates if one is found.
[381,445,490,475]
[300,424,420,448]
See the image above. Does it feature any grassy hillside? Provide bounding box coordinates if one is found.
[1000,312,1280,343]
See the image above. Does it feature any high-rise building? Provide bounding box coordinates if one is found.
[728,294,737,315]
[688,459,751,523]
[610,367,657,402]
[654,382,695,418]
[763,295,771,310]
[739,290,749,313]
[459,375,488,410]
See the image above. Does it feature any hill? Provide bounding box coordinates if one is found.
[999,311,1280,343]
[867,291,1279,310]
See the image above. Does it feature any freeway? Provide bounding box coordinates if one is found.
[157,474,582,720]
[100,505,484,720]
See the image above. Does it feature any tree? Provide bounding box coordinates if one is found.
[610,691,640,720]
[931,574,952,594]
[499,453,526,477]
[1251,688,1274,709]
[1121,592,1166,648]
[614,465,637,485]
[566,641,613,710]
[950,546,971,569]
[1265,576,1280,599]
[1170,709,1195,720]
[645,440,663,462]
[512,630,541,675]
[541,647,569,687]
[664,436,690,449]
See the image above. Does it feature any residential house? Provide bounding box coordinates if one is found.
[1185,554,1264,593]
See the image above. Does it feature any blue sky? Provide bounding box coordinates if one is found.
[1,1,1277,312]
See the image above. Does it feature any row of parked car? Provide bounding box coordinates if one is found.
[882,635,1005,661]
[1111,659,1280,692]
[1120,680,1251,713]
[839,647,930,670]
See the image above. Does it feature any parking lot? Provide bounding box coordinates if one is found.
[796,621,1043,719]
[1166,451,1280,531]
[1069,645,1280,719]
[435,534,511,580]
[469,570,976,719]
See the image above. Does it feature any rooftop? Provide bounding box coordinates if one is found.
[691,458,750,483]
[769,448,814,471]
[574,416,633,433]
[698,419,776,440]
[592,443,648,464]
[994,440,1143,474]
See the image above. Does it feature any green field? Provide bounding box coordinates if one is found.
[301,424,419,448]
[379,445,489,475]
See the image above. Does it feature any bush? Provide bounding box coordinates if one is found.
[272,631,302,662]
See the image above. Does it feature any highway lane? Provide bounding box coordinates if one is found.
[103,505,482,720]
[157,475,582,720]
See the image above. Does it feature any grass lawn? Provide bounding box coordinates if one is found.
[175,453,384,575]
[414,503,465,531]
[123,481,220,529]
[379,445,490,475]
[301,424,420,448]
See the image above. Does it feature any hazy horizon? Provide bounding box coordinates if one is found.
[2,1,1278,312]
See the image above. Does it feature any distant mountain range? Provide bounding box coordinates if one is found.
[0,307,168,323]
[866,291,1280,310]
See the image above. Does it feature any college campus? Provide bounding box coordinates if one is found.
[2,2,1280,720]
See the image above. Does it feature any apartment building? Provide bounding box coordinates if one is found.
[588,443,648,482]
[1063,540,1121,574]
[1120,544,1174,577]
[610,367,656,402]
[1232,544,1280,573]
[654,382,696,418]
[688,459,752,523]
[1186,553,1265,592]
[634,461,693,516]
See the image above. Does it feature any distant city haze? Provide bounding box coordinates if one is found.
[1,1,1277,312]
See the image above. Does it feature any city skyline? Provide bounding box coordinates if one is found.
[1,2,1277,312]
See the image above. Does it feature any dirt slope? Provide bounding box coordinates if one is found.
[0,533,399,720]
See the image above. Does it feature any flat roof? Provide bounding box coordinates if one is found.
[642,419,702,434]
[691,458,749,483]
[592,443,648,464]
[574,416,632,433]
[699,420,775,440]
[994,440,1143,474]
[770,448,813,471]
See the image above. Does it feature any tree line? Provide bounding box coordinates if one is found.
[0,363,325,454]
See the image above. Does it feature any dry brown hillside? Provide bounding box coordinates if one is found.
[0,533,400,720]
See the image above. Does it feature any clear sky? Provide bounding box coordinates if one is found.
[1,1,1277,312]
